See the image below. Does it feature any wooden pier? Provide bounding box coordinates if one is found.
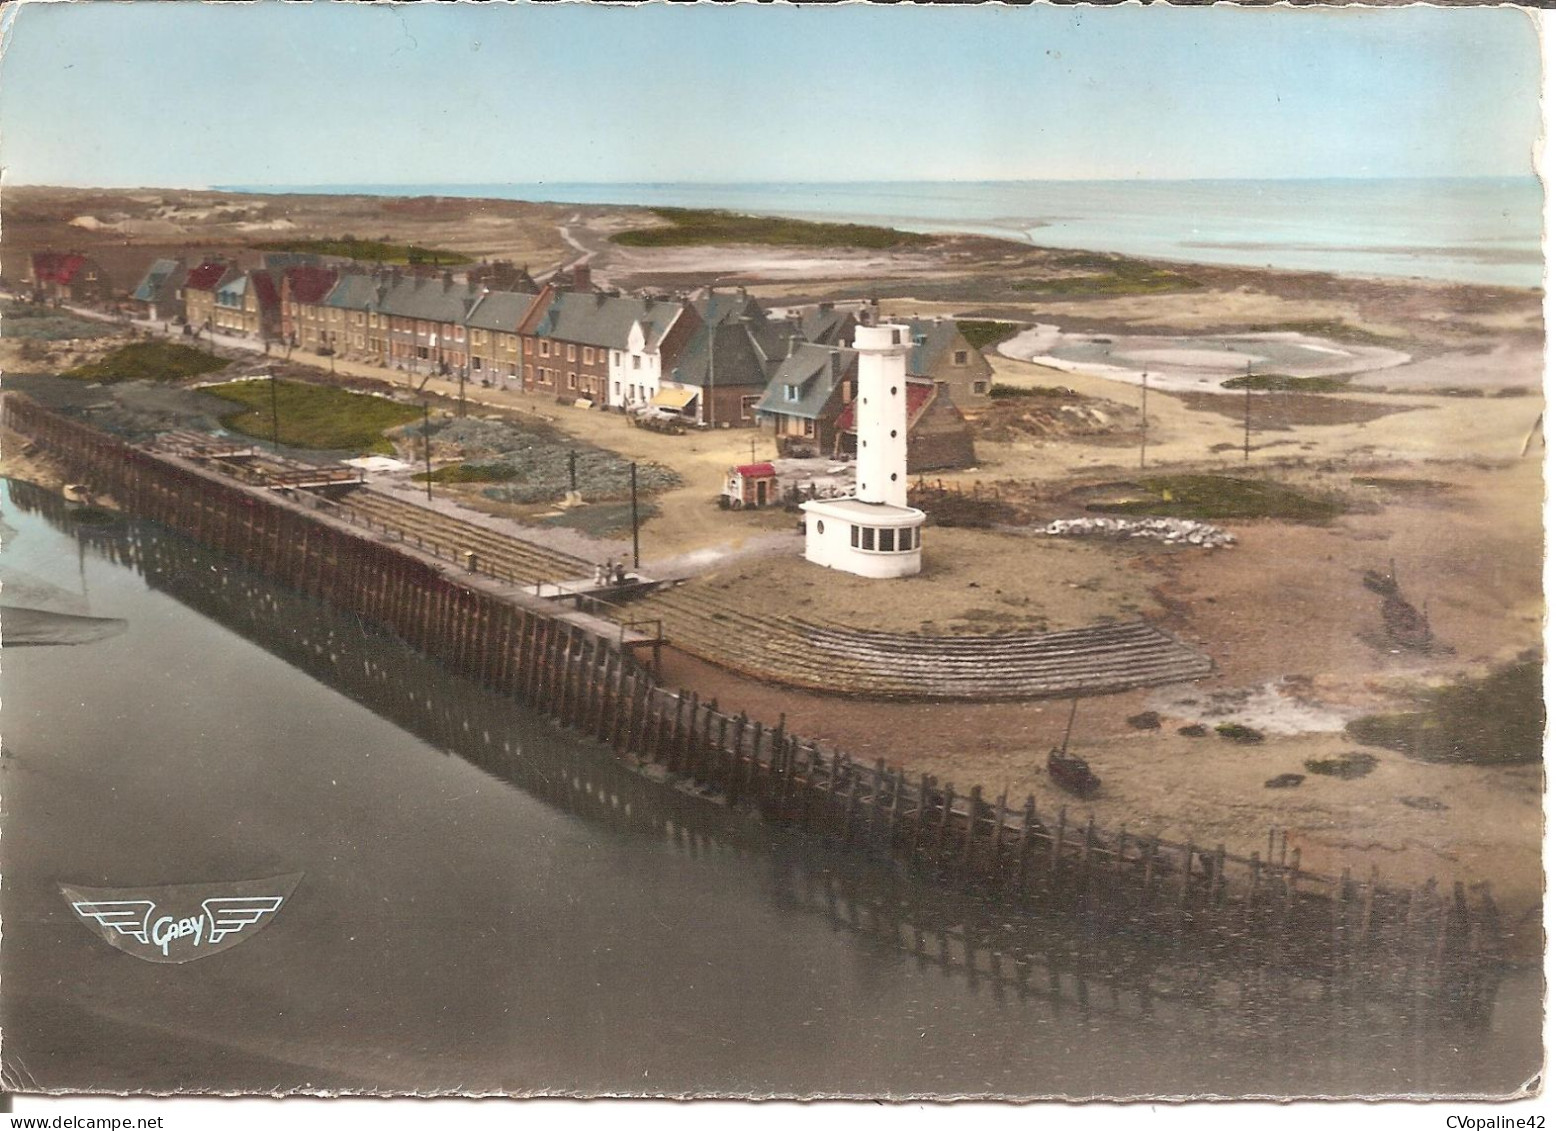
[3,392,1504,1014]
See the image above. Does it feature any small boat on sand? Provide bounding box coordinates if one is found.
[1048,747,1100,798]
[1046,697,1100,798]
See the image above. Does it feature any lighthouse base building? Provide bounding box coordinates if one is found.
[802,323,926,579]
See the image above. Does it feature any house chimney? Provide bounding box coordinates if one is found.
[573,261,592,292]
[831,351,842,378]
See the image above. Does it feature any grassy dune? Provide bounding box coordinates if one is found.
[611,208,934,251]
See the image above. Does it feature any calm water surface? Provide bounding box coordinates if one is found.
[227,178,1544,288]
[0,486,1539,1097]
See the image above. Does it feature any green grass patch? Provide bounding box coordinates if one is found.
[989,383,1075,399]
[1345,658,1543,764]
[610,208,933,251]
[252,236,472,266]
[62,340,228,384]
[956,320,1021,350]
[1087,474,1345,523]
[1214,722,1265,744]
[206,379,421,454]
[413,463,520,484]
[1015,256,1199,297]
[1304,752,1378,779]
[1221,373,1350,393]
[1245,320,1398,346]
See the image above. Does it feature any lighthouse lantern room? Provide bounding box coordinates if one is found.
[801,322,926,579]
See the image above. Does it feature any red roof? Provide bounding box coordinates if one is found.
[250,270,281,310]
[283,266,338,305]
[733,462,776,478]
[836,380,935,433]
[183,260,231,292]
[31,252,89,285]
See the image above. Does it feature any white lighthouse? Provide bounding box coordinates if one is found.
[802,322,926,578]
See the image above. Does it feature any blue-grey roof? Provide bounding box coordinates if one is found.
[465,290,539,333]
[754,343,855,420]
[215,274,248,304]
[694,290,763,328]
[667,322,770,390]
[131,258,184,304]
[903,318,966,378]
[800,306,857,346]
[375,276,482,323]
[531,292,686,350]
[323,273,387,311]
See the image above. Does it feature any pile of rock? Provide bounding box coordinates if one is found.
[1039,516,1236,548]
[413,416,681,504]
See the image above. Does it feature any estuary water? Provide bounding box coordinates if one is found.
[0,483,1540,1097]
[225,178,1544,288]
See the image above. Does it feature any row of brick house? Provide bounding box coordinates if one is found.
[111,248,996,467]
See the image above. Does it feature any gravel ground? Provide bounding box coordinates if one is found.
[403,415,681,505]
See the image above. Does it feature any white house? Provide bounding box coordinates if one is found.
[607,301,691,410]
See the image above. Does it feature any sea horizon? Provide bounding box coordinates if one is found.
[191,175,1546,288]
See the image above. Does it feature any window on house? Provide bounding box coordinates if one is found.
[568,372,577,390]
[850,525,859,548]
[879,528,896,552]
[784,384,799,402]
[614,382,621,397]
[741,395,761,419]
[567,344,576,362]
[613,352,622,365]
[803,419,815,438]
[862,527,875,551]
[954,350,969,365]
[632,356,642,371]
[540,341,551,357]
[973,381,988,395]
[583,347,594,364]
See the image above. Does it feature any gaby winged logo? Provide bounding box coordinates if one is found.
[60,873,303,964]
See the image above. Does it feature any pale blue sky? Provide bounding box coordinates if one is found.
[0,1,1540,187]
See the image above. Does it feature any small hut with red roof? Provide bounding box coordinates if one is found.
[724,461,779,508]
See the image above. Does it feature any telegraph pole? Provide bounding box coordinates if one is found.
[1139,371,1148,471]
[269,371,280,452]
[630,461,641,570]
[423,402,433,500]
[1244,360,1253,462]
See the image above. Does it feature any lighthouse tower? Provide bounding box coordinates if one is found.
[802,322,926,579]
